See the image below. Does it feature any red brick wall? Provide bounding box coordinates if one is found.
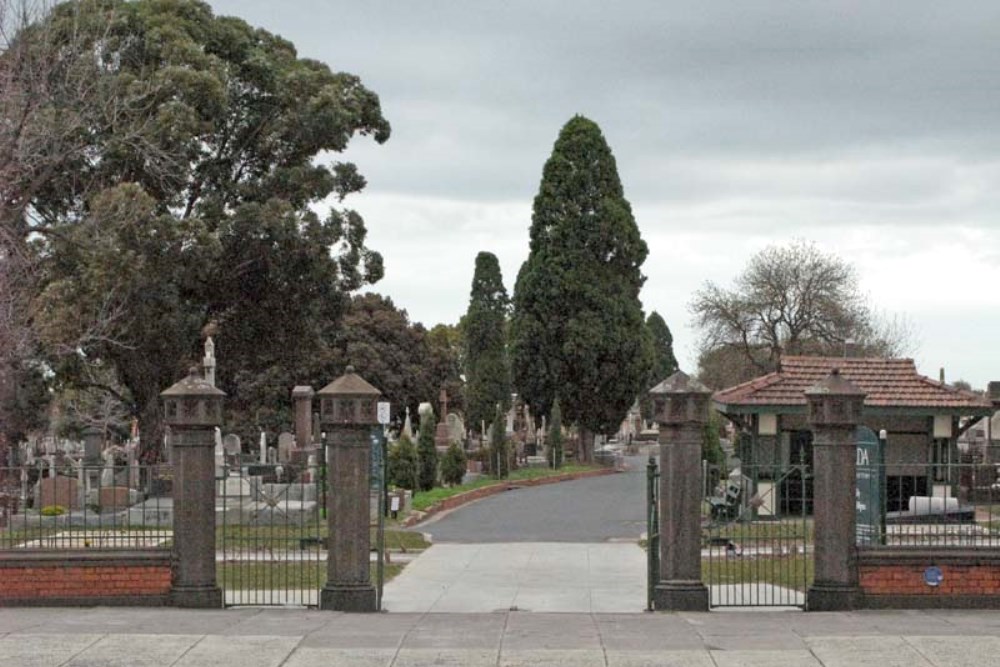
[861,563,1000,596]
[0,551,171,606]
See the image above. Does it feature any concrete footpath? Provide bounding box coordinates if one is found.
[1,607,1000,666]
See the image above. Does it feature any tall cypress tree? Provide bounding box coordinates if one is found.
[646,311,679,383]
[463,252,510,436]
[640,311,679,420]
[510,115,652,463]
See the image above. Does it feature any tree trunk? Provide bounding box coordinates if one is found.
[137,389,165,464]
[578,427,594,464]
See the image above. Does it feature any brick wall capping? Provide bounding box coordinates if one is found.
[857,547,1000,567]
[0,549,172,568]
[292,385,315,399]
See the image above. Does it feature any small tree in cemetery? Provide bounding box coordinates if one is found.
[463,251,510,436]
[440,442,467,487]
[417,412,439,492]
[388,435,418,491]
[510,115,653,463]
[547,397,564,469]
[489,405,510,479]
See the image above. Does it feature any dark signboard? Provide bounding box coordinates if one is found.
[855,426,883,545]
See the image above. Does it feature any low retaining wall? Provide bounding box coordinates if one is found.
[404,468,618,527]
[0,550,172,607]
[858,548,1000,609]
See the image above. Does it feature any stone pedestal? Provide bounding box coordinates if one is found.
[805,369,865,612]
[162,369,225,609]
[649,371,710,612]
[317,366,381,612]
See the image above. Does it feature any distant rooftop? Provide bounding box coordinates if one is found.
[714,356,994,415]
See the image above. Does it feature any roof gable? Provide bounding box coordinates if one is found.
[714,356,993,413]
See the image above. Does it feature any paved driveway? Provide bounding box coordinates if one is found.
[385,457,652,613]
[419,456,649,543]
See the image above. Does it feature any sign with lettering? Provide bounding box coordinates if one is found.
[855,426,883,545]
[377,401,391,425]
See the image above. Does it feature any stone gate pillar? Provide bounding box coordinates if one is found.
[649,371,710,611]
[162,368,225,608]
[317,365,381,612]
[805,368,865,611]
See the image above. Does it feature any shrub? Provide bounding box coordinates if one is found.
[40,505,66,516]
[440,442,467,486]
[417,413,439,492]
[388,436,418,491]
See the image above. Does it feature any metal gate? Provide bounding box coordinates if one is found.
[702,464,812,608]
[217,461,327,606]
[646,456,659,611]
[217,431,386,607]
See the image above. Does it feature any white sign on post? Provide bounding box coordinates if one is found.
[377,401,391,425]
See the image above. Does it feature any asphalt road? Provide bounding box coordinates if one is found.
[418,455,650,543]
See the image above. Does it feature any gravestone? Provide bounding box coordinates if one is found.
[278,433,295,464]
[98,486,134,510]
[223,434,241,456]
[447,413,465,445]
[38,476,79,510]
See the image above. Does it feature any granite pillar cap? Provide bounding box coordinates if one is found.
[647,370,711,425]
[317,365,382,426]
[161,367,226,427]
[804,368,866,427]
[292,385,315,399]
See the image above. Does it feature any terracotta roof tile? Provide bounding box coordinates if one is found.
[714,356,992,411]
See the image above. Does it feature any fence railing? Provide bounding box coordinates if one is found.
[0,463,172,550]
[857,461,1000,548]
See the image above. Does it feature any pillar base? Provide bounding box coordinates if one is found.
[171,585,223,608]
[320,583,377,612]
[807,583,859,611]
[653,581,709,612]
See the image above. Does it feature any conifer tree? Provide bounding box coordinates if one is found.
[463,252,510,435]
[417,412,439,492]
[511,115,652,462]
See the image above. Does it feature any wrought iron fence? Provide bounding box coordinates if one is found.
[856,462,1000,548]
[0,462,172,550]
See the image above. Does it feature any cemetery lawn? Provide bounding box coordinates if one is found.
[702,553,814,592]
[410,464,600,512]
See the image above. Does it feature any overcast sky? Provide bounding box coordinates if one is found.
[210,1,1000,389]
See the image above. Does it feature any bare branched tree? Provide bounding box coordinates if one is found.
[691,240,916,388]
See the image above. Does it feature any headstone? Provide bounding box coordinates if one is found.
[203,336,216,387]
[223,434,241,456]
[39,476,79,510]
[267,446,277,465]
[98,485,133,510]
[278,432,295,464]
[447,413,465,445]
[402,407,414,440]
[435,389,450,449]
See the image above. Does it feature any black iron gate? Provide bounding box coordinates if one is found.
[217,461,326,606]
[702,464,812,608]
[646,455,659,611]
[217,431,386,608]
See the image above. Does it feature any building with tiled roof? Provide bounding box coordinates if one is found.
[712,356,998,514]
